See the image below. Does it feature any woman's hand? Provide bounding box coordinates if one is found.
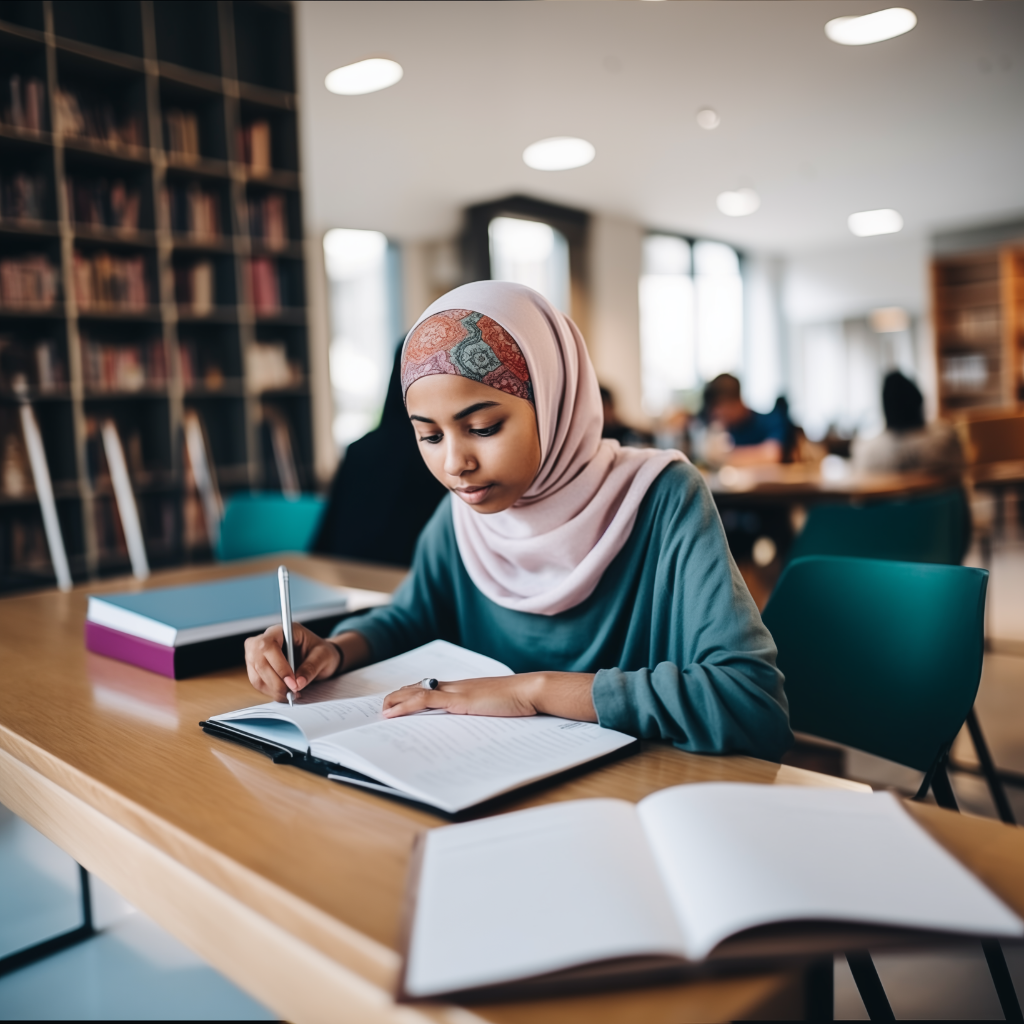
[244,623,343,702]
[382,672,598,722]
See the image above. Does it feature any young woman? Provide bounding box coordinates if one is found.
[244,282,791,760]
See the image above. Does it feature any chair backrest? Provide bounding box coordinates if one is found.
[958,412,1024,467]
[787,488,970,566]
[215,493,326,561]
[762,556,987,772]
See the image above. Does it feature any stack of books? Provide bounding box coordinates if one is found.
[85,570,389,679]
[72,251,149,311]
[0,254,59,311]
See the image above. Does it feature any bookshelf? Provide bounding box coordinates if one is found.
[0,0,312,592]
[932,246,1024,416]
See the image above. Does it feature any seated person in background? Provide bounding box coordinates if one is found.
[312,345,448,566]
[703,373,786,466]
[600,385,653,447]
[246,281,792,762]
[851,371,963,475]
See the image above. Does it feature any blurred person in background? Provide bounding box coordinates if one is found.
[852,371,963,475]
[700,373,788,467]
[600,384,653,447]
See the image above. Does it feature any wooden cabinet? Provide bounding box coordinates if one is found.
[933,246,1024,415]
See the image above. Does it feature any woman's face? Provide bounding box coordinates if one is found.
[406,374,541,514]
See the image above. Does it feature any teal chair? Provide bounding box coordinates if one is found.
[763,556,1019,1021]
[785,487,1013,826]
[787,487,971,566]
[215,493,326,561]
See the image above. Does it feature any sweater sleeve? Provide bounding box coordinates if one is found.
[330,498,459,661]
[591,468,792,762]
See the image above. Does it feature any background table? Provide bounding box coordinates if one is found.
[1,554,1020,1023]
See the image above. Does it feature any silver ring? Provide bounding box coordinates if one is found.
[419,677,439,690]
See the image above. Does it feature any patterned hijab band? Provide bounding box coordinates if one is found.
[401,308,533,404]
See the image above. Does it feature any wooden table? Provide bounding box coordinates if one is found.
[705,463,952,506]
[2,554,1022,1023]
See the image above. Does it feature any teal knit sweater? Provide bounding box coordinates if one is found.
[334,461,792,761]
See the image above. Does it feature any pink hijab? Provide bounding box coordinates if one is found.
[403,281,685,616]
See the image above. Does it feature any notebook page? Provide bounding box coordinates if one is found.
[637,784,1024,961]
[208,640,514,744]
[404,799,685,998]
[315,715,635,813]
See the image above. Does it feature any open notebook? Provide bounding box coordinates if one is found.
[202,640,636,814]
[399,783,1024,1000]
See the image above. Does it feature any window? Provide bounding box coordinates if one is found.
[488,216,570,313]
[322,229,400,450]
[639,234,743,416]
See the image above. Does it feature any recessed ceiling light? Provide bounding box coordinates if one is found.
[825,8,917,46]
[848,208,904,236]
[716,188,760,217]
[523,137,595,171]
[325,58,403,96]
[696,109,720,130]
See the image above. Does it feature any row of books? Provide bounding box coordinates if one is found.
[1,172,47,222]
[0,336,66,395]
[83,338,167,393]
[3,75,46,132]
[164,109,201,162]
[0,254,60,312]
[163,183,221,239]
[237,120,272,176]
[66,177,141,232]
[54,88,144,150]
[246,192,289,249]
[174,260,216,316]
[73,251,149,312]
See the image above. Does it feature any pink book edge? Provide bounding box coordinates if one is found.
[85,621,178,679]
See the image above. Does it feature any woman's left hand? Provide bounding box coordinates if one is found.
[381,672,598,722]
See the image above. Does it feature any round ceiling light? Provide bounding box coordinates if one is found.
[522,137,596,171]
[696,108,720,130]
[325,58,404,96]
[825,8,917,46]
[716,188,760,217]
[848,208,904,236]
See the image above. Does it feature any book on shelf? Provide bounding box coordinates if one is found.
[0,254,59,311]
[237,120,272,177]
[174,260,215,316]
[73,251,149,313]
[54,87,143,149]
[1,409,32,498]
[262,404,300,497]
[182,407,222,550]
[163,182,221,240]
[164,109,201,162]
[0,336,66,395]
[65,177,141,232]
[248,257,281,315]
[179,340,225,391]
[2,75,46,132]
[247,192,288,249]
[1,173,48,222]
[245,340,296,392]
[5,518,52,576]
[204,640,636,814]
[399,783,1024,1000]
[82,336,167,393]
[86,570,385,679]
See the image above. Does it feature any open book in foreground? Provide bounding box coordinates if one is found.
[399,783,1024,1001]
[202,640,636,814]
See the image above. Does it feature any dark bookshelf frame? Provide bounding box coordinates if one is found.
[0,0,312,591]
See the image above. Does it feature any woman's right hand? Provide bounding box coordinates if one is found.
[244,623,343,703]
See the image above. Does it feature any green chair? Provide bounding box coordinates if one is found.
[787,487,971,566]
[763,556,1020,1021]
[215,493,326,561]
[785,487,1013,826]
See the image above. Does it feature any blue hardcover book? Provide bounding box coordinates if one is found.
[85,571,389,679]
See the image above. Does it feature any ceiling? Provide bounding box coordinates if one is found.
[295,0,1024,256]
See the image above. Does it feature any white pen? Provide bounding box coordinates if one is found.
[277,565,296,707]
